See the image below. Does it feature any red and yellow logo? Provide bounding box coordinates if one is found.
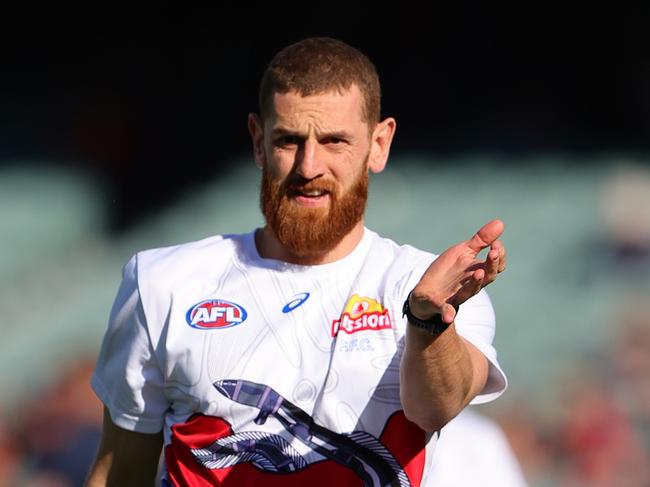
[331,294,392,337]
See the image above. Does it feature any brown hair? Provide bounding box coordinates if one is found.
[259,37,381,125]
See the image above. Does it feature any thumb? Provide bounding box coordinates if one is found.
[441,302,458,324]
[467,219,505,252]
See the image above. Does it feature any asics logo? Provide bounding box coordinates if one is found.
[282,292,310,313]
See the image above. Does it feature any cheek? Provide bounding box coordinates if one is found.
[265,149,294,177]
[335,150,369,182]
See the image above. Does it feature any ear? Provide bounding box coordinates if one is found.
[248,113,266,168]
[367,117,396,174]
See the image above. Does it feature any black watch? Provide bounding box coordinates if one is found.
[402,292,450,335]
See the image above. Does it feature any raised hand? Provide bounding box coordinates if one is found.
[409,219,507,325]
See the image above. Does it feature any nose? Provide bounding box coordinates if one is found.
[294,138,324,180]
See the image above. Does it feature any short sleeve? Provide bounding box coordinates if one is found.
[91,255,168,433]
[454,289,507,404]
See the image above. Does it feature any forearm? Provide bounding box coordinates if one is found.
[398,220,505,431]
[399,323,483,432]
[85,455,112,487]
[85,408,163,486]
[86,441,161,487]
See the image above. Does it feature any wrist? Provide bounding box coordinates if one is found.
[403,291,451,335]
[407,292,440,320]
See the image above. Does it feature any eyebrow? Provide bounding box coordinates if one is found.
[271,127,353,140]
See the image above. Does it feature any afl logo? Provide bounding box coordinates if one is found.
[186,299,247,330]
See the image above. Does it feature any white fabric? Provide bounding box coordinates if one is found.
[92,228,507,485]
[426,409,528,486]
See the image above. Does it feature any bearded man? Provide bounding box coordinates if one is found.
[86,37,508,487]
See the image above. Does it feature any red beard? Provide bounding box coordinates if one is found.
[260,164,368,260]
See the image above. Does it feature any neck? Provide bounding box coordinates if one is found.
[255,221,365,265]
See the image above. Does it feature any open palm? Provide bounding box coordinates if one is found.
[409,220,507,324]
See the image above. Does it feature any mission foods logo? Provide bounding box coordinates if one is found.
[186,299,247,330]
[331,294,392,337]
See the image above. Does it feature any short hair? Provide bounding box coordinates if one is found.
[259,37,381,125]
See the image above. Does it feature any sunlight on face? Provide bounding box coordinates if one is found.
[260,86,373,258]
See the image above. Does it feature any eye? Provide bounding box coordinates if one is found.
[274,135,301,148]
[322,136,347,146]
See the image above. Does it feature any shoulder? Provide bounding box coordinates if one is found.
[135,233,246,277]
[127,232,252,302]
[367,229,437,269]
[365,230,438,294]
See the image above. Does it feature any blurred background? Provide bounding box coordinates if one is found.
[2,6,650,486]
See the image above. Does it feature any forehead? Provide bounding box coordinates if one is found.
[266,85,367,132]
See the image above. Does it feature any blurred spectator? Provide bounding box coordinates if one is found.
[7,359,103,487]
[0,412,22,487]
[491,397,555,486]
[556,370,649,486]
[601,162,650,273]
[610,300,650,435]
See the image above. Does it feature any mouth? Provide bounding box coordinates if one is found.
[290,187,331,207]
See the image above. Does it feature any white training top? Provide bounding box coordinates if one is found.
[428,408,528,486]
[92,228,507,486]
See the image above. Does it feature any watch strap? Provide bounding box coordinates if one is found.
[402,292,451,335]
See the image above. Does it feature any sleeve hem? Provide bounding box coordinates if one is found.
[457,332,508,405]
[91,374,165,434]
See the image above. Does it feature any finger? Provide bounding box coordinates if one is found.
[489,239,507,273]
[467,219,505,253]
[491,239,504,253]
[451,269,484,308]
[497,243,507,273]
[484,248,500,282]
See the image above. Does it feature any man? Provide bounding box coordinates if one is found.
[86,37,507,486]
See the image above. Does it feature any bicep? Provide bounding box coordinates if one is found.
[86,407,163,487]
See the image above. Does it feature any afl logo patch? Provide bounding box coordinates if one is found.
[186,299,247,330]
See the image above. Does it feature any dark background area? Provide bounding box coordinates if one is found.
[2,6,649,231]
